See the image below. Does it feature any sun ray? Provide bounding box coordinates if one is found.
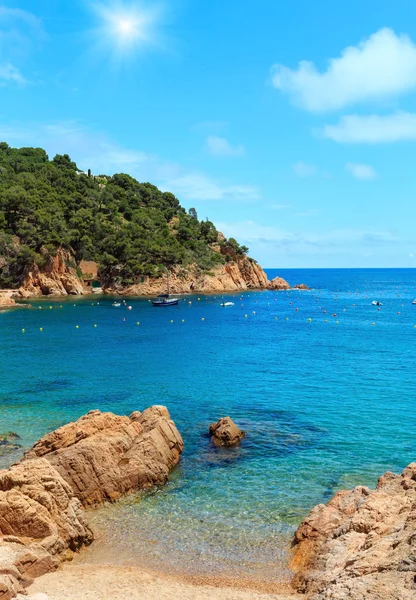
[89,1,161,61]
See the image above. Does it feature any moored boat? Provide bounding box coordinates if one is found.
[152,295,179,307]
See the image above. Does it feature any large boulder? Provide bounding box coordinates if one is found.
[0,406,183,599]
[0,458,93,600]
[268,276,291,290]
[291,464,416,599]
[209,417,245,447]
[24,406,184,507]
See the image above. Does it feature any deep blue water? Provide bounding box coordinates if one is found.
[1,268,416,582]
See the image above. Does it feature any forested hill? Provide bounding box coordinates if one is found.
[0,143,248,288]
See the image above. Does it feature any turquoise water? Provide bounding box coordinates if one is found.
[1,268,416,582]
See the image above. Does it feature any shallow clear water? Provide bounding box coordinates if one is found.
[1,268,416,581]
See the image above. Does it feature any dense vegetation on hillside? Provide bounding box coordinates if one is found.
[0,143,248,288]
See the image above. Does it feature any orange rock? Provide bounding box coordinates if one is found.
[0,406,183,598]
[209,417,245,447]
[291,465,416,598]
[25,406,184,508]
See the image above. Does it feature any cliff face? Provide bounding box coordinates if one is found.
[291,463,416,599]
[13,246,290,298]
[18,248,84,298]
[0,406,183,599]
[111,255,290,296]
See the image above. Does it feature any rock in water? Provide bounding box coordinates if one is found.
[291,463,416,599]
[24,406,184,507]
[209,417,245,447]
[293,283,310,290]
[0,432,22,456]
[0,406,183,599]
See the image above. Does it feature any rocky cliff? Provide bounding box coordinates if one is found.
[0,406,183,599]
[117,255,290,296]
[11,246,290,298]
[291,463,416,599]
[18,248,84,298]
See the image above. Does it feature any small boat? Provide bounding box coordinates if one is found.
[221,302,234,307]
[371,301,383,306]
[152,295,179,307]
[151,272,179,307]
[112,302,121,307]
[412,299,416,305]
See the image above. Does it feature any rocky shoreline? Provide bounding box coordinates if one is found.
[1,248,308,300]
[3,409,411,599]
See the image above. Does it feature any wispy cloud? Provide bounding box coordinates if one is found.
[216,220,398,250]
[293,161,316,177]
[205,135,245,157]
[271,28,416,112]
[295,209,319,217]
[0,120,260,203]
[346,162,377,180]
[322,111,416,143]
[269,203,291,210]
[165,173,258,201]
[0,6,45,85]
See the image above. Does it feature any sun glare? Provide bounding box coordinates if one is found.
[91,1,161,59]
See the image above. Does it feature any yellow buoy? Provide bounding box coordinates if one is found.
[201,317,205,321]
[40,327,43,331]
[94,324,97,328]
[49,306,52,309]
[182,319,185,323]
[308,318,312,322]
[170,320,173,323]
[244,314,248,318]
[136,322,140,325]
[285,317,289,320]
[198,298,201,301]
[21,329,25,333]
[372,322,375,326]
[76,325,79,329]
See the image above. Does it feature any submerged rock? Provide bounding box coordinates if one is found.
[291,463,416,599]
[0,432,22,455]
[0,406,183,598]
[209,417,245,447]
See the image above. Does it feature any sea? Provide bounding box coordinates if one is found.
[1,268,415,584]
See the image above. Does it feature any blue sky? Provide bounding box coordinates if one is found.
[1,0,416,267]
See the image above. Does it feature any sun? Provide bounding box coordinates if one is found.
[90,1,162,53]
[117,19,135,35]
[113,16,143,42]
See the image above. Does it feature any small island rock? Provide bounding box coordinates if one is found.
[293,283,310,290]
[209,417,245,447]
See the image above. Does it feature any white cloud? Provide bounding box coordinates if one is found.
[322,111,416,143]
[293,161,316,177]
[271,28,416,112]
[0,6,44,85]
[0,62,25,84]
[206,136,245,157]
[0,120,259,203]
[165,173,259,201]
[346,162,377,180]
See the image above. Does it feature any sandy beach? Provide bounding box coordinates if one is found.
[19,564,299,600]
